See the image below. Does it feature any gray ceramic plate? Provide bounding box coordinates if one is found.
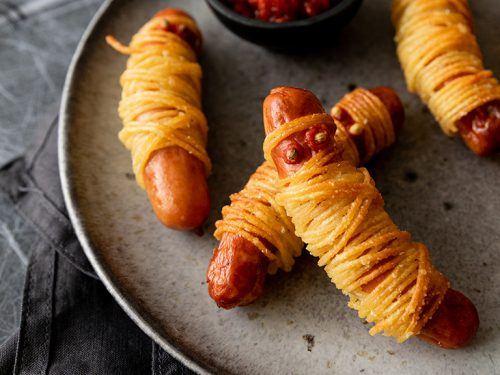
[59,0,500,373]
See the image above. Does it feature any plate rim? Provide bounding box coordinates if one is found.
[58,1,211,373]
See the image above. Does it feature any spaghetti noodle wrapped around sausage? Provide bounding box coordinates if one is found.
[393,0,500,155]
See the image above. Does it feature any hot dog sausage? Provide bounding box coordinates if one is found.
[144,147,210,230]
[419,289,480,349]
[207,234,268,308]
[455,100,500,156]
[263,86,479,348]
[207,87,404,309]
[139,10,210,231]
[154,9,202,55]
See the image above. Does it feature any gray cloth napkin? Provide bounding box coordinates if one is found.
[0,116,195,374]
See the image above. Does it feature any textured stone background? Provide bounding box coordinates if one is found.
[0,0,102,345]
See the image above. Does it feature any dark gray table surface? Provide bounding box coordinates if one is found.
[0,0,102,345]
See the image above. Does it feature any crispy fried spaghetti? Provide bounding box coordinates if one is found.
[332,88,395,165]
[215,89,396,273]
[263,113,449,342]
[393,0,500,135]
[106,12,210,188]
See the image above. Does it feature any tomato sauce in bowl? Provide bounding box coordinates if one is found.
[206,0,362,50]
[224,0,339,22]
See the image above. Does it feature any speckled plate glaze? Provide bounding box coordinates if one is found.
[59,0,500,373]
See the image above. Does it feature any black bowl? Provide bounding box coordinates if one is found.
[205,0,363,50]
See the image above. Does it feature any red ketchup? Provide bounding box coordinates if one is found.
[224,0,335,22]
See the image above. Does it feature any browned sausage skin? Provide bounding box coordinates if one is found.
[140,9,210,231]
[154,9,202,55]
[144,148,210,231]
[370,86,405,133]
[419,289,480,349]
[456,100,500,156]
[266,86,334,177]
[264,86,479,349]
[207,87,404,309]
[207,235,268,308]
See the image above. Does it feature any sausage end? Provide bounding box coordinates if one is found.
[144,147,210,231]
[419,289,479,349]
[369,86,405,132]
[456,100,500,156]
[207,234,268,309]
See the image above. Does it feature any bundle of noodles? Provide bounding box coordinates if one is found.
[393,0,500,155]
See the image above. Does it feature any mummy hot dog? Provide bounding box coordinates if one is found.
[107,9,210,230]
[207,87,404,308]
[262,86,478,347]
[393,0,500,156]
